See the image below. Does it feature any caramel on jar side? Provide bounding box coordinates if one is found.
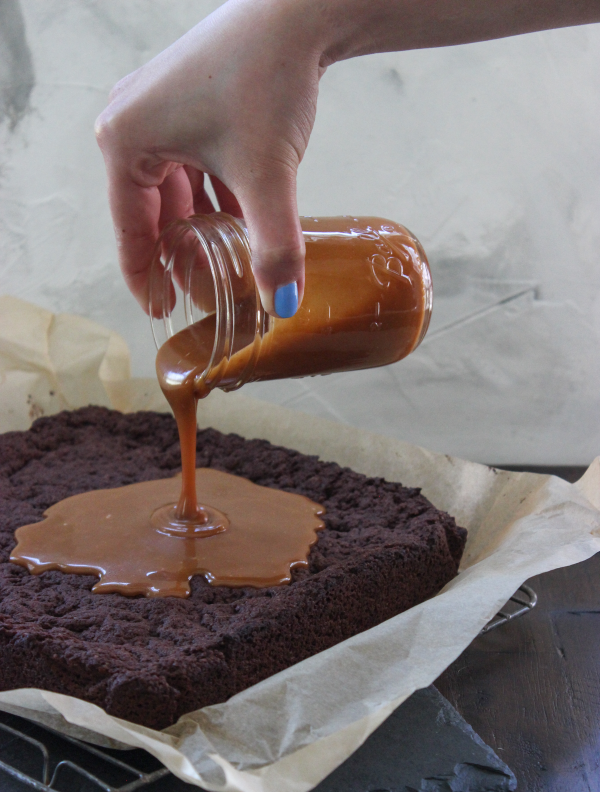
[252,216,429,381]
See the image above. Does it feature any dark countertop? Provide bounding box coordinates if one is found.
[436,464,600,792]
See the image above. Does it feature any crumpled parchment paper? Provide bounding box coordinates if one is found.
[1,294,599,791]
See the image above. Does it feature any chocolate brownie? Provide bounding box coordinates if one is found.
[0,407,466,729]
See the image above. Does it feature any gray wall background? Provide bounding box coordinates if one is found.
[1,0,600,464]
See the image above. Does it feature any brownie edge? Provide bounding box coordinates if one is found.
[0,407,467,729]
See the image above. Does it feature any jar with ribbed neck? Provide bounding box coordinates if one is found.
[150,213,432,398]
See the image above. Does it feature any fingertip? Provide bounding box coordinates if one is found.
[123,268,153,315]
[253,249,305,317]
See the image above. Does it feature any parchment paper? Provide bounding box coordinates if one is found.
[1,295,599,791]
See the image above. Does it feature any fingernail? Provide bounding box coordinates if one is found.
[274,281,298,318]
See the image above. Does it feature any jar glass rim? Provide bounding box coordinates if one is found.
[149,212,264,394]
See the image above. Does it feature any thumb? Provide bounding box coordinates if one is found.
[235,167,305,318]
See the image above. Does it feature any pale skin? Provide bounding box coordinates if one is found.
[95,0,600,317]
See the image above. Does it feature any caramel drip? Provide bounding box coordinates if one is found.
[10,469,325,598]
[156,320,210,524]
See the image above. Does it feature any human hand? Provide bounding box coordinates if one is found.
[97,0,600,320]
[95,0,327,317]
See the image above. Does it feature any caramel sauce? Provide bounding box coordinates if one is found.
[10,469,325,597]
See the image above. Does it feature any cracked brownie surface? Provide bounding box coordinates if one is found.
[0,407,466,729]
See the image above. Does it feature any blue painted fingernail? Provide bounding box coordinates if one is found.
[274,281,298,318]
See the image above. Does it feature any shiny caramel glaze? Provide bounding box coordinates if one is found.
[10,468,325,597]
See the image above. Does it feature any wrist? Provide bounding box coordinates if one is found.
[251,0,355,68]
[277,0,407,67]
[269,0,600,69]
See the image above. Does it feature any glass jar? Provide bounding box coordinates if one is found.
[150,213,432,396]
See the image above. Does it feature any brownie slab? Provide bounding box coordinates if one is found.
[0,407,466,729]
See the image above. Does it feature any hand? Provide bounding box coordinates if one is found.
[95,0,327,317]
[97,0,600,319]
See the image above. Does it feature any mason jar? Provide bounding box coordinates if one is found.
[150,213,432,397]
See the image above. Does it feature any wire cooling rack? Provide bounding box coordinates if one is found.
[479,584,538,635]
[0,714,184,791]
[0,585,537,791]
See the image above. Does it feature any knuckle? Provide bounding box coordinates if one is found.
[95,82,139,150]
[94,112,111,147]
[94,106,122,149]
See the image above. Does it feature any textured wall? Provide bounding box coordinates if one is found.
[1,1,599,464]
